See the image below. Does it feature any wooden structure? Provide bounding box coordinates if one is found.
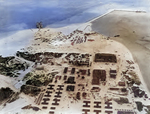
[95,53,117,63]
[63,67,68,74]
[92,70,106,85]
[110,70,117,79]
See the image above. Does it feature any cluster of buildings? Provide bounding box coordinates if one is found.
[65,53,91,66]
[67,30,87,45]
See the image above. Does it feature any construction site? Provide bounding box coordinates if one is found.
[0,28,150,114]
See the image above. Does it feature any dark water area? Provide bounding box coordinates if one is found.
[0,2,100,33]
[0,0,146,33]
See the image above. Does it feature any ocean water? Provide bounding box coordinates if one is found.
[0,0,149,32]
[0,0,150,56]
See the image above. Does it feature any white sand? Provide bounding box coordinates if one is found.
[91,10,150,92]
[1,16,150,113]
[14,28,148,114]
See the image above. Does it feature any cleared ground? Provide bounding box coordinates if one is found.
[91,10,150,92]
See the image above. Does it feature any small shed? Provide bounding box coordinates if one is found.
[118,82,126,86]
[63,67,68,74]
[110,70,117,79]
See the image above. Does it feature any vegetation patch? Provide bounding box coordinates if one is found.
[21,85,41,96]
[136,101,143,112]
[114,97,129,104]
[0,56,30,77]
[0,87,19,105]
[23,72,57,87]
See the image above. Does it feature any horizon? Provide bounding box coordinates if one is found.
[0,0,150,33]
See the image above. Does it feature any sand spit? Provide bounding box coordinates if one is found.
[23,29,149,114]
[1,28,150,114]
[91,10,150,92]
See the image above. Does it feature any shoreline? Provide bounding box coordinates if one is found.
[88,9,146,23]
[90,10,150,93]
[113,37,150,95]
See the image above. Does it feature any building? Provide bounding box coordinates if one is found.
[92,70,106,85]
[110,70,117,79]
[95,53,117,63]
[71,68,75,74]
[63,67,68,74]
[117,111,135,114]
[80,69,86,75]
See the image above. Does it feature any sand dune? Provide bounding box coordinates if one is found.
[91,10,150,92]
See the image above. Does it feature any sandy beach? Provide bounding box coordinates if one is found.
[91,10,150,92]
[0,23,150,114]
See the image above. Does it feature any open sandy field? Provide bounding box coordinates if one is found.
[91,10,150,92]
[1,24,150,114]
